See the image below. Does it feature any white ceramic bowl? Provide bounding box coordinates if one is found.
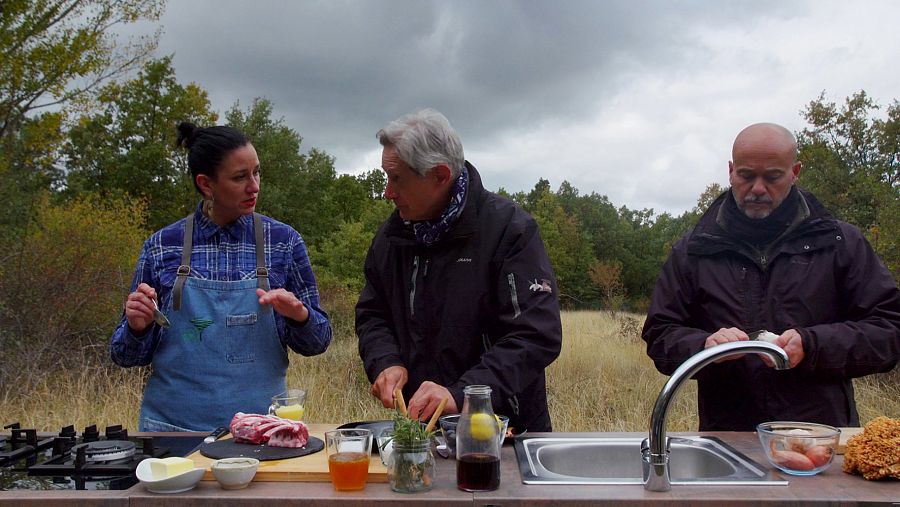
[136,458,205,494]
[210,457,259,489]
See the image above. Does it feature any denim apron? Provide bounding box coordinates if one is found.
[139,213,288,432]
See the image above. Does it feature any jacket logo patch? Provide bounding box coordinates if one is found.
[529,279,553,293]
[456,257,472,263]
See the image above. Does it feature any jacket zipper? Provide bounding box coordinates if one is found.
[740,266,750,329]
[409,255,419,317]
[507,273,521,319]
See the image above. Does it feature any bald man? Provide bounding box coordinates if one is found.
[641,123,900,431]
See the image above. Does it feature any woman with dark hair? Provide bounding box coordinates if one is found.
[110,122,332,432]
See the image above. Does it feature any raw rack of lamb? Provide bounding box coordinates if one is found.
[229,412,310,448]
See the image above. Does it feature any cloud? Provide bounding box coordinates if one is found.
[123,0,900,215]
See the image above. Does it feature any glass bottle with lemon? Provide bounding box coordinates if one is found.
[456,385,500,491]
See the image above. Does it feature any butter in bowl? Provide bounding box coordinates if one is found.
[136,457,205,494]
[210,457,259,489]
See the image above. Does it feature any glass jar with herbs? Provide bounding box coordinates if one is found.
[383,414,436,493]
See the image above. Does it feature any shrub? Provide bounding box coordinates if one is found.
[0,194,147,388]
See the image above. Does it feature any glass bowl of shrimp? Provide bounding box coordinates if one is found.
[756,421,841,476]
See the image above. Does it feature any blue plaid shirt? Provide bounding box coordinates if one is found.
[110,203,332,366]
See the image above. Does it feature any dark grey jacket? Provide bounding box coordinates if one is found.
[356,163,562,432]
[643,189,900,431]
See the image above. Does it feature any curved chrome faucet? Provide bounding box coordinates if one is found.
[641,340,790,491]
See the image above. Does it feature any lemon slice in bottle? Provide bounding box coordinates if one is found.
[469,413,499,441]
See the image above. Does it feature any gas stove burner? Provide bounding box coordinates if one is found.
[72,440,136,462]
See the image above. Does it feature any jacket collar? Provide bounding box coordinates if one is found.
[688,187,836,257]
[384,161,483,245]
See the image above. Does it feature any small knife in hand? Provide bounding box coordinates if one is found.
[204,427,228,444]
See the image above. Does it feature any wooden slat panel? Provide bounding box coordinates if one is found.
[187,424,388,482]
[836,427,863,454]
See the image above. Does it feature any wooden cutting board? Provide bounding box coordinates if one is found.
[836,427,863,454]
[188,424,388,482]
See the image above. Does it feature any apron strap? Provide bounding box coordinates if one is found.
[173,213,195,311]
[253,213,270,291]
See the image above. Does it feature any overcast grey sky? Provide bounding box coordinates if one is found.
[135,0,900,215]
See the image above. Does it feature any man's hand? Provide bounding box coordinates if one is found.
[407,381,459,421]
[256,288,309,323]
[124,283,157,333]
[371,365,408,409]
[704,327,750,362]
[762,329,805,368]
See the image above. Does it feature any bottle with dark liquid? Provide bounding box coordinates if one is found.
[456,385,501,491]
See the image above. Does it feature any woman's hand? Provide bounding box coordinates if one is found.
[125,283,157,334]
[256,288,309,323]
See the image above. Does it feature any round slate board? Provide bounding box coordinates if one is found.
[199,436,324,461]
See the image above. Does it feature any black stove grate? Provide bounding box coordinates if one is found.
[1,422,202,491]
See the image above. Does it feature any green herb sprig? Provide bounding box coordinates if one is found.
[382,412,435,449]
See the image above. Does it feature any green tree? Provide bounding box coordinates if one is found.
[589,260,625,311]
[529,186,597,307]
[225,99,351,249]
[681,183,725,228]
[798,91,900,277]
[226,98,395,254]
[0,0,164,140]
[226,98,308,227]
[62,57,216,230]
[0,194,147,357]
[0,112,66,234]
[357,168,387,199]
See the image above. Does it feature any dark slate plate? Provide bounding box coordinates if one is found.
[336,420,394,434]
[199,436,324,461]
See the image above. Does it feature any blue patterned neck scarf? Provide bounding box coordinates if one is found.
[409,165,469,246]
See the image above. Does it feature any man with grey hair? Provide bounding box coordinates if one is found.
[356,108,562,432]
[642,122,900,431]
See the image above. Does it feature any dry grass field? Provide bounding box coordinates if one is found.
[1,311,897,432]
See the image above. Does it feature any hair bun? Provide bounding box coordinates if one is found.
[176,121,200,149]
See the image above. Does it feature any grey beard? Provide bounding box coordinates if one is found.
[732,189,774,219]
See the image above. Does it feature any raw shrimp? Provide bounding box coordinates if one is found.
[804,445,833,467]
[769,439,815,470]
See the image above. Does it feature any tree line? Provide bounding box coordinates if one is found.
[1,2,897,375]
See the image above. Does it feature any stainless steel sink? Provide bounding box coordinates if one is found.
[515,435,787,485]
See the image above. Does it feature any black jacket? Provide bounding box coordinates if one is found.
[642,189,900,430]
[356,163,562,432]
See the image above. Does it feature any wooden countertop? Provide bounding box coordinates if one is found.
[476,432,899,506]
[1,431,896,506]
